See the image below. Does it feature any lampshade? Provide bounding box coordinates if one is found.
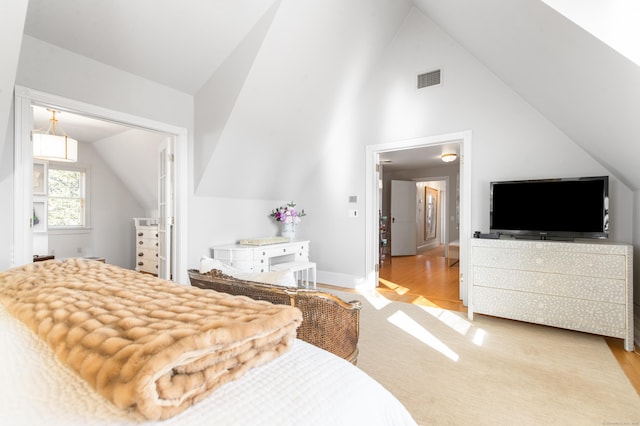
[33,110,78,162]
[441,153,457,163]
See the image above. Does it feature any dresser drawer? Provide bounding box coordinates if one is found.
[473,246,626,279]
[137,238,158,250]
[136,258,158,274]
[134,220,159,276]
[136,248,158,261]
[136,226,158,239]
[473,286,626,339]
[473,266,626,304]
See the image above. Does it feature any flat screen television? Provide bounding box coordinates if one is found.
[490,176,609,240]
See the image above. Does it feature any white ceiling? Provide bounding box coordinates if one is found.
[378,143,460,171]
[23,0,454,172]
[24,0,279,95]
[32,106,130,143]
[21,0,640,186]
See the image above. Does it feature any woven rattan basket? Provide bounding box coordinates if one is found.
[188,269,361,364]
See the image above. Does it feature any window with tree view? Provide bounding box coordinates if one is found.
[48,166,88,228]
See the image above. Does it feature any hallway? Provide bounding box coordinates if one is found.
[377,245,464,312]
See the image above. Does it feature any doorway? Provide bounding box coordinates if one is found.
[13,86,189,283]
[365,131,471,305]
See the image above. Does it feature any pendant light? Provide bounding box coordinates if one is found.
[33,109,78,162]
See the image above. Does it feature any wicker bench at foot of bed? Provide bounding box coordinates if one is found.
[188,269,361,364]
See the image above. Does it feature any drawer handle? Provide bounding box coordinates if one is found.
[138,232,144,237]
[138,241,144,245]
[138,261,144,266]
[138,252,144,257]
[282,249,287,252]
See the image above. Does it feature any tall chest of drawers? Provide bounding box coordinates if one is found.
[134,218,159,276]
[469,238,634,351]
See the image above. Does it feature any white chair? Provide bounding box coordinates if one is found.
[270,261,317,289]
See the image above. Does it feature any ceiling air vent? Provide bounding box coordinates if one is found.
[417,69,441,89]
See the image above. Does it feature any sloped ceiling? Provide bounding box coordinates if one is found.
[21,0,640,190]
[412,0,640,190]
[23,0,279,94]
[194,0,414,198]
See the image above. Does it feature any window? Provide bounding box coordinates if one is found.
[47,164,90,230]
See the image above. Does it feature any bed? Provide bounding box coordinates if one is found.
[0,258,416,425]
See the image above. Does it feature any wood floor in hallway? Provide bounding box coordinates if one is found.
[377,245,464,312]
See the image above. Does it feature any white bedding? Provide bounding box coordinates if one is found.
[0,304,416,426]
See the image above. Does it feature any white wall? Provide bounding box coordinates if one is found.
[0,0,27,148]
[4,7,634,293]
[93,128,164,215]
[0,0,28,269]
[0,107,16,269]
[360,8,633,245]
[190,0,412,286]
[0,36,193,272]
[17,36,193,129]
[38,142,146,269]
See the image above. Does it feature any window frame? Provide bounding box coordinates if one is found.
[46,162,91,234]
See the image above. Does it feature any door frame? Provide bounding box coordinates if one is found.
[365,130,471,305]
[13,85,189,283]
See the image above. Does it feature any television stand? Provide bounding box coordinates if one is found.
[469,238,634,351]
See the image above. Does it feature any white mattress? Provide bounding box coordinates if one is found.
[0,304,416,426]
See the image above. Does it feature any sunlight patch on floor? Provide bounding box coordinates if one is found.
[387,310,459,362]
[410,295,439,308]
[378,278,410,295]
[472,328,486,346]
[356,289,392,310]
[415,304,473,336]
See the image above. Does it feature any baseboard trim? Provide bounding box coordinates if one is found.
[317,270,369,290]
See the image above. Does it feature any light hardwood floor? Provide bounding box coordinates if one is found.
[342,245,640,396]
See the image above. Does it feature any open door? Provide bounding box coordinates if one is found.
[158,138,174,280]
[390,180,417,256]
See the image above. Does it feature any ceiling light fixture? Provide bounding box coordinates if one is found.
[33,109,78,162]
[441,153,457,163]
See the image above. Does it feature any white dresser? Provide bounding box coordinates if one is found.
[469,238,634,351]
[212,240,310,273]
[134,218,159,276]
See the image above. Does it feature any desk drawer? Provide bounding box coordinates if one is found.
[213,248,253,261]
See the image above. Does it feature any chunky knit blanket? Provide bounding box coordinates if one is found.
[0,258,302,420]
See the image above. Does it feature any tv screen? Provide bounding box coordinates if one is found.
[490,176,609,240]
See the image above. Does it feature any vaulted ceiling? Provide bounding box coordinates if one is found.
[19,0,640,189]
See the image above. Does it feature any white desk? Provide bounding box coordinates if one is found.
[212,240,310,273]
